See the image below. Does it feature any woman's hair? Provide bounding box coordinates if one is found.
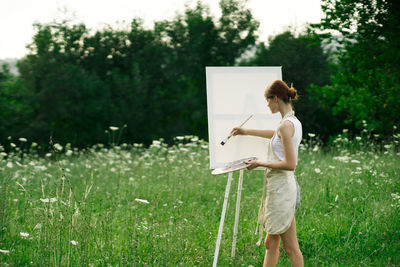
[264,80,298,103]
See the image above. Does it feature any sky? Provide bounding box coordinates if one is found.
[0,0,324,59]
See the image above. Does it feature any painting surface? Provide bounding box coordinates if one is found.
[206,67,282,169]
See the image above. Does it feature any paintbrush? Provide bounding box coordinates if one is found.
[220,114,253,146]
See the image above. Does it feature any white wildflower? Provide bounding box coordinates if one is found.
[343,129,348,133]
[151,140,161,147]
[351,159,361,164]
[308,133,315,137]
[34,165,47,171]
[109,126,119,131]
[70,240,78,246]
[313,145,319,152]
[0,249,10,254]
[45,153,52,157]
[135,198,149,204]
[6,162,13,168]
[107,54,113,59]
[334,195,339,202]
[314,168,321,174]
[19,138,27,142]
[333,156,350,163]
[65,150,73,156]
[20,232,29,238]
[176,136,185,140]
[328,165,336,169]
[10,143,16,148]
[54,143,63,151]
[356,136,362,141]
[40,197,57,203]
[391,193,400,200]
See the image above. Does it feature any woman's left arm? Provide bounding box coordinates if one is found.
[245,121,296,171]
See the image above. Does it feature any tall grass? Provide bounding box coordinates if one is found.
[0,130,399,266]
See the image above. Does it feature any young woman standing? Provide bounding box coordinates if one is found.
[232,80,304,267]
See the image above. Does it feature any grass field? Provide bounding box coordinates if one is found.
[1,130,400,266]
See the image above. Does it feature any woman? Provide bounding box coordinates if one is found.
[232,80,304,267]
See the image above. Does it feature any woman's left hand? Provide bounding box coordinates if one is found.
[243,159,259,170]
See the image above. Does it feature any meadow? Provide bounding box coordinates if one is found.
[1,129,400,266]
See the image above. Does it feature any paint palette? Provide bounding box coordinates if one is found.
[211,157,258,175]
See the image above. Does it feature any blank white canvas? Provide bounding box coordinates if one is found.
[206,67,283,169]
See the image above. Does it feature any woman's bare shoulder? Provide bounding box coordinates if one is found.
[279,120,295,130]
[278,120,295,136]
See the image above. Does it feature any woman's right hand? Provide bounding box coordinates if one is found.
[231,127,246,136]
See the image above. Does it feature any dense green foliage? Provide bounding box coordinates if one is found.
[0,65,31,142]
[0,0,260,147]
[310,0,400,136]
[1,133,399,266]
[242,31,338,139]
[0,0,399,147]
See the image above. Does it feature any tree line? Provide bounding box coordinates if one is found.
[0,0,398,149]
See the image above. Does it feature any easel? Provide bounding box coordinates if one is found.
[212,168,244,266]
[205,67,283,265]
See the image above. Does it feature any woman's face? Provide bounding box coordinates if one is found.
[267,95,278,113]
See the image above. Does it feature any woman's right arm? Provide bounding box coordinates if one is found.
[231,127,275,139]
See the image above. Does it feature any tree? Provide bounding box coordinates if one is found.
[149,0,259,140]
[0,64,30,144]
[17,22,112,145]
[310,0,400,136]
[13,0,260,147]
[243,31,336,138]
[16,19,172,146]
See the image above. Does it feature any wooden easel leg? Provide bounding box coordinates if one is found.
[213,172,233,267]
[231,169,244,257]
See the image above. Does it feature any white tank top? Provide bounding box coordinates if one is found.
[271,116,302,164]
